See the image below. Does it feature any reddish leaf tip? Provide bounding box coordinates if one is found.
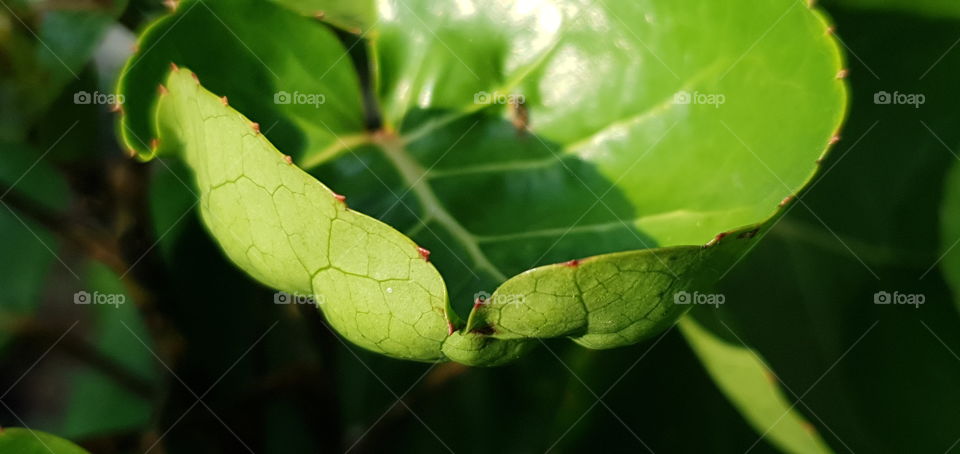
[250,122,261,134]
[829,135,841,145]
[836,69,849,79]
[779,195,795,207]
[417,246,431,261]
[169,62,180,72]
[220,96,229,106]
[564,259,580,267]
[158,84,168,96]
[447,321,455,336]
[706,232,728,247]
[150,138,160,150]
[283,155,293,165]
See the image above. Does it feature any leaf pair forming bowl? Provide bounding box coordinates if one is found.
[117,0,847,365]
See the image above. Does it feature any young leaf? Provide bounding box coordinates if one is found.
[155,69,454,362]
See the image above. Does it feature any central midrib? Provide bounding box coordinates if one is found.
[376,135,509,282]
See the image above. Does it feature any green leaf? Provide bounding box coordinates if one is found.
[122,0,847,365]
[712,6,960,451]
[117,0,366,163]
[680,311,832,454]
[156,68,454,362]
[269,0,376,33]
[0,428,89,454]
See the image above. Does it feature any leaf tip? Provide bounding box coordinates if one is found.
[250,122,261,134]
[447,320,455,336]
[169,62,180,73]
[417,246,431,262]
[158,84,168,96]
[163,0,179,11]
[737,228,760,240]
[150,138,160,151]
[828,134,841,146]
[313,10,326,20]
[563,259,580,267]
[220,96,229,106]
[333,193,347,205]
[282,154,293,165]
[779,195,795,207]
[836,69,849,79]
[705,232,728,248]
[190,72,200,85]
[110,102,123,114]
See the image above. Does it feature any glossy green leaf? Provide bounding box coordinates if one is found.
[714,7,960,451]
[117,0,366,163]
[680,312,831,454]
[0,428,89,454]
[122,0,847,365]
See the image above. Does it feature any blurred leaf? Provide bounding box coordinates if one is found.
[0,0,128,139]
[58,262,155,439]
[680,312,832,454]
[0,427,89,454]
[0,142,70,346]
[942,161,960,313]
